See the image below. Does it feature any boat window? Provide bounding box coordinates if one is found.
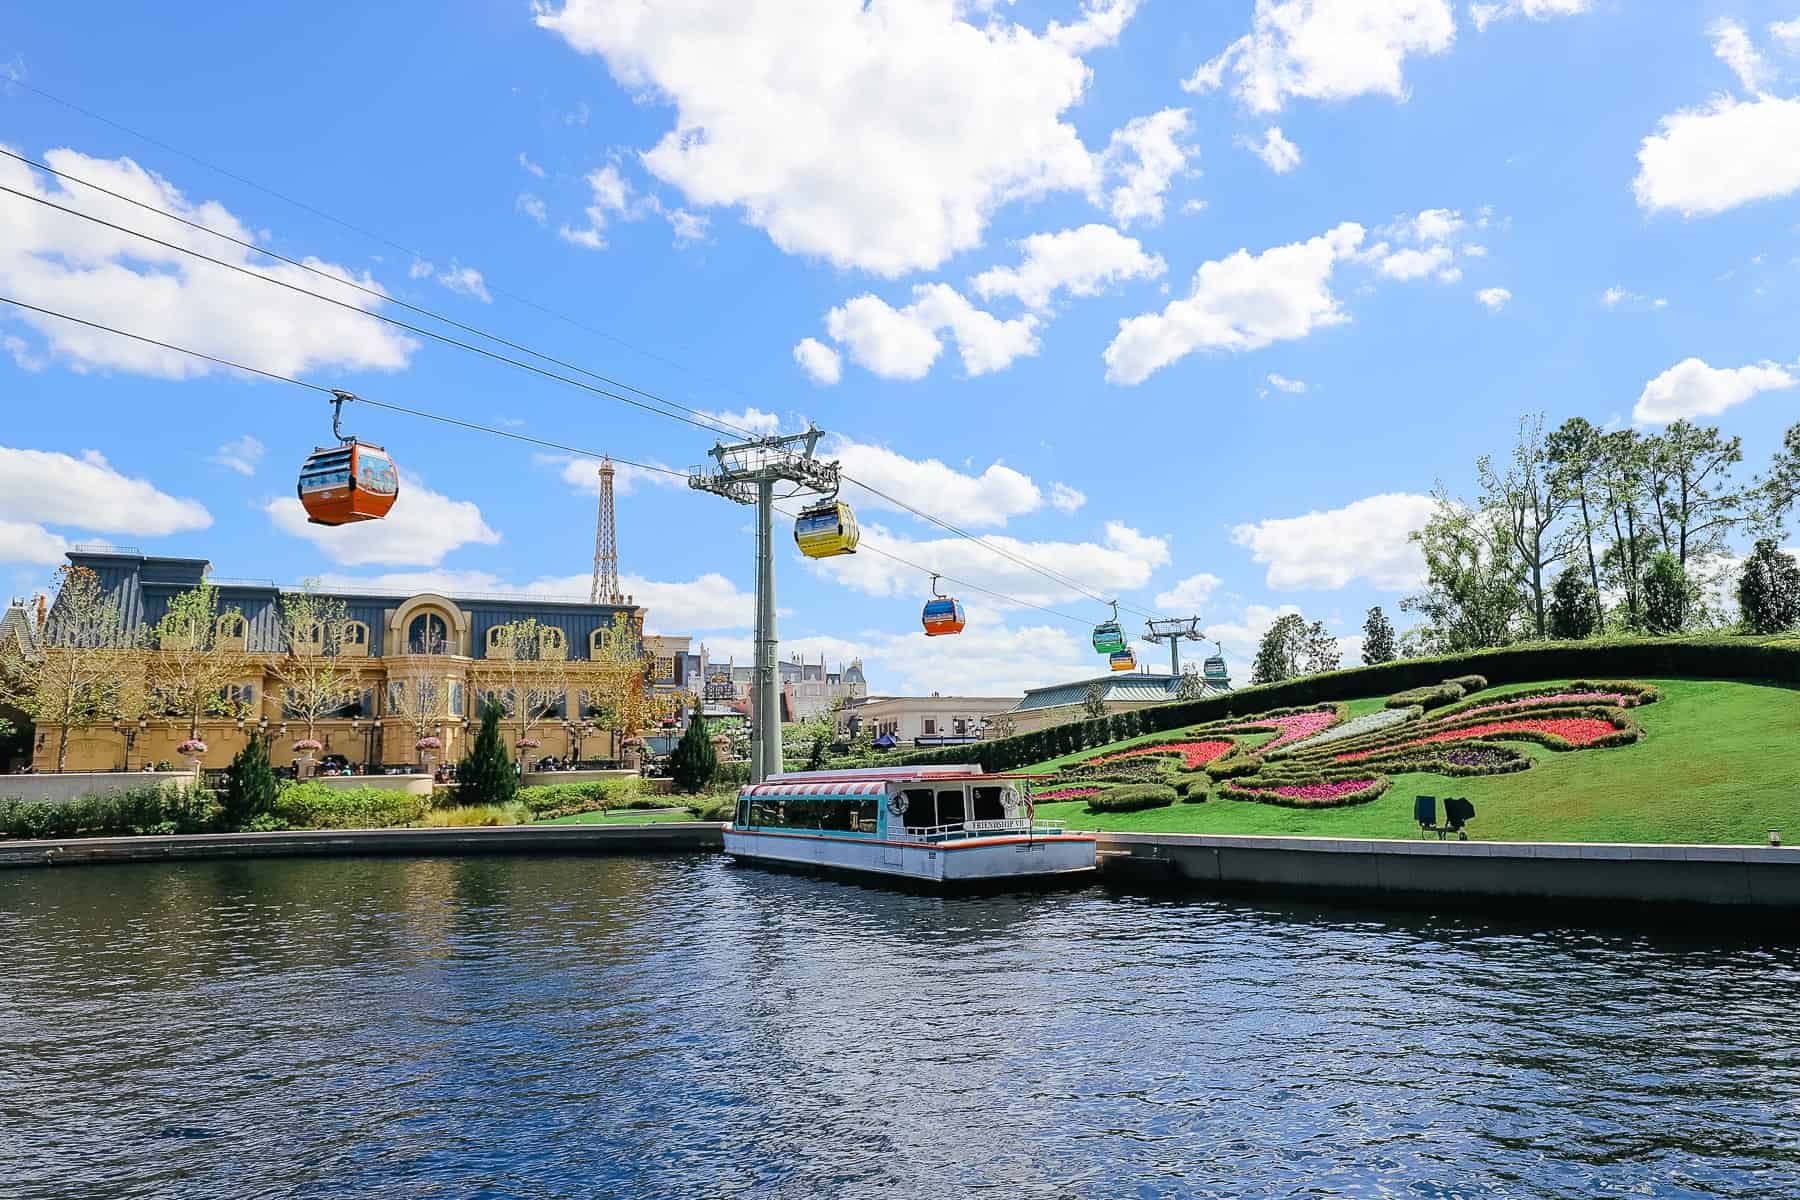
[736,799,749,826]
[971,786,1005,822]
[902,788,935,832]
[936,789,966,827]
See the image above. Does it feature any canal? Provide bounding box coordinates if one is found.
[2,854,1797,1198]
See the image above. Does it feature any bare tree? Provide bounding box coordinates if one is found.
[386,633,452,755]
[585,612,654,755]
[270,582,366,743]
[1478,413,1573,639]
[0,566,138,771]
[474,617,569,749]
[148,581,250,738]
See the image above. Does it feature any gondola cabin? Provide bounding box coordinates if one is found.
[724,766,1097,884]
[1092,621,1126,655]
[1109,649,1137,672]
[1203,654,1230,686]
[297,442,399,527]
[794,500,860,558]
[921,596,966,636]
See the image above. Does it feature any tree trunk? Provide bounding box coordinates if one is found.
[1578,492,1603,619]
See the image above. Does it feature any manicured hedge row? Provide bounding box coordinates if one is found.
[907,636,1795,774]
[1386,682,1466,710]
[0,784,215,839]
[1444,674,1488,693]
[1086,784,1177,813]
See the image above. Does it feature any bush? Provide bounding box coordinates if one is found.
[517,778,641,820]
[1205,754,1263,780]
[686,792,738,821]
[1739,540,1800,634]
[0,783,216,839]
[1443,674,1488,693]
[713,760,752,787]
[271,782,430,830]
[669,713,719,794]
[1062,757,1168,784]
[1386,682,1466,710]
[1085,784,1178,813]
[1173,778,1207,803]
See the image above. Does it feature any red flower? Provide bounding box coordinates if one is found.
[1337,717,1620,762]
[1098,740,1235,769]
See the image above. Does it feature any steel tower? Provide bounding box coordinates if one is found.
[590,458,622,605]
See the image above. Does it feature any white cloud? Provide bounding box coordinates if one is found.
[208,434,265,477]
[536,0,1128,276]
[0,519,70,566]
[539,453,685,498]
[1711,18,1771,91]
[1103,221,1365,385]
[1471,0,1592,32]
[1246,126,1302,174]
[1475,286,1511,311]
[861,614,1095,697]
[519,151,547,179]
[1265,372,1307,394]
[1774,19,1800,53]
[665,208,709,244]
[1098,108,1195,227]
[793,337,843,385]
[701,407,785,436]
[517,193,548,225]
[1186,0,1456,113]
[1049,482,1088,514]
[434,263,491,303]
[0,146,415,378]
[1634,94,1800,217]
[825,285,1039,381]
[1633,357,1797,424]
[1602,286,1633,308]
[810,520,1168,607]
[0,446,211,536]
[1231,492,1436,590]
[1154,572,1222,611]
[971,224,1166,311]
[265,480,500,567]
[1377,244,1458,281]
[834,440,1043,528]
[1359,207,1471,282]
[558,164,639,250]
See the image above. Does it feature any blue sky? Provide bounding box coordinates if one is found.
[3,0,1799,695]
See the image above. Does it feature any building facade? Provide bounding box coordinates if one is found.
[1003,671,1229,735]
[21,550,669,774]
[837,694,1020,748]
[698,653,868,722]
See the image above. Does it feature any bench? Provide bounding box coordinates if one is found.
[1414,795,1475,841]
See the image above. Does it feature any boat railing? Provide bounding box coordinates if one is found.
[907,818,1070,843]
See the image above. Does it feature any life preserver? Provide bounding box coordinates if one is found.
[888,794,908,816]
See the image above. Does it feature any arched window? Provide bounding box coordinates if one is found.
[539,627,566,658]
[217,613,247,642]
[407,613,449,654]
[343,621,368,649]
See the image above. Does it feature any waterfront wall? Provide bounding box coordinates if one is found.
[0,822,723,868]
[1094,832,1800,909]
[0,772,195,805]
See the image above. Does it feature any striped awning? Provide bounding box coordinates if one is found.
[745,780,887,798]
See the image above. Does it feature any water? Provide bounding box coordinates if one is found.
[2,856,1798,1199]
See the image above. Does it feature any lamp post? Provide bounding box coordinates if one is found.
[112,716,148,772]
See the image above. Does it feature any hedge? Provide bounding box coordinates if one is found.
[1386,682,1466,710]
[1444,674,1489,693]
[272,782,431,830]
[0,784,216,839]
[518,778,642,820]
[1086,784,1178,813]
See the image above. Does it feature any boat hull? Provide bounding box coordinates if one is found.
[723,826,1097,884]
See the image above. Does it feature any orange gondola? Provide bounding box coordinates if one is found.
[298,390,399,527]
[921,575,965,636]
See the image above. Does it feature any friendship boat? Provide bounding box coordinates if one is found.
[724,765,1097,885]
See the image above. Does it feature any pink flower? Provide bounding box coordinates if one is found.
[515,738,543,749]
[1228,710,1337,752]
[1035,787,1101,801]
[292,738,323,752]
[176,739,207,756]
[415,737,442,751]
[1450,692,1630,721]
[1265,778,1377,801]
[1338,716,1621,762]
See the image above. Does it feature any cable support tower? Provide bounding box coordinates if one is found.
[1143,616,1206,677]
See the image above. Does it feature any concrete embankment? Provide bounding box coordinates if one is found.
[1094,832,1800,910]
[0,822,723,869]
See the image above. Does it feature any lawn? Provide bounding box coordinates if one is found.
[536,807,700,826]
[1031,678,1800,845]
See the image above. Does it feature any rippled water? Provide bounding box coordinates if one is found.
[3,855,1799,1198]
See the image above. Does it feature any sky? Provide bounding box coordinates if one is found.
[3,0,1800,697]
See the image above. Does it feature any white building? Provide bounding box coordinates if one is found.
[839,694,1020,748]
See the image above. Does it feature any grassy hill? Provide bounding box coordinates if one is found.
[1025,674,1800,845]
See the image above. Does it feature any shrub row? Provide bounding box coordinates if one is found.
[272,783,430,830]
[517,778,642,820]
[1085,784,1177,813]
[1060,757,1170,785]
[1304,703,1642,764]
[1431,679,1660,721]
[900,636,1800,775]
[1386,682,1466,710]
[1221,777,1392,809]
[0,784,217,840]
[1444,674,1489,693]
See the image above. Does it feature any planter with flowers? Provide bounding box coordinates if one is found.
[621,736,645,770]
[176,738,207,773]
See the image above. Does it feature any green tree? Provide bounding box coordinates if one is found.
[149,581,249,737]
[1547,416,1608,625]
[1547,566,1600,639]
[456,700,518,807]
[1082,680,1108,718]
[1645,420,1749,567]
[2,565,139,771]
[1479,412,1573,638]
[1597,430,1652,627]
[1641,553,1691,634]
[1361,606,1396,665]
[1301,619,1340,674]
[1251,613,1307,684]
[221,734,278,829]
[1759,421,1800,533]
[1737,539,1800,634]
[1401,498,1522,653]
[270,582,365,742]
[669,712,719,794]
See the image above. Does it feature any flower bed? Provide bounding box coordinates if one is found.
[1226,709,1338,753]
[1034,787,1101,802]
[1222,776,1390,808]
[1336,716,1628,762]
[1280,706,1417,754]
[1449,692,1634,721]
[1096,739,1236,770]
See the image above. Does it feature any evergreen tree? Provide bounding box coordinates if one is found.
[221,733,278,830]
[669,712,719,794]
[1082,681,1107,719]
[1301,620,1341,674]
[457,700,518,807]
[1251,613,1307,684]
[1641,553,1690,634]
[1361,606,1396,665]
[1738,540,1800,633]
[1547,566,1601,639]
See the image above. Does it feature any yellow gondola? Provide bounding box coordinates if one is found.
[794,499,860,558]
[1109,649,1137,672]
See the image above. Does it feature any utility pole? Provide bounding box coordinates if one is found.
[689,427,839,783]
[1144,616,1205,677]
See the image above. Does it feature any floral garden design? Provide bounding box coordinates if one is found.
[1033,678,1660,814]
